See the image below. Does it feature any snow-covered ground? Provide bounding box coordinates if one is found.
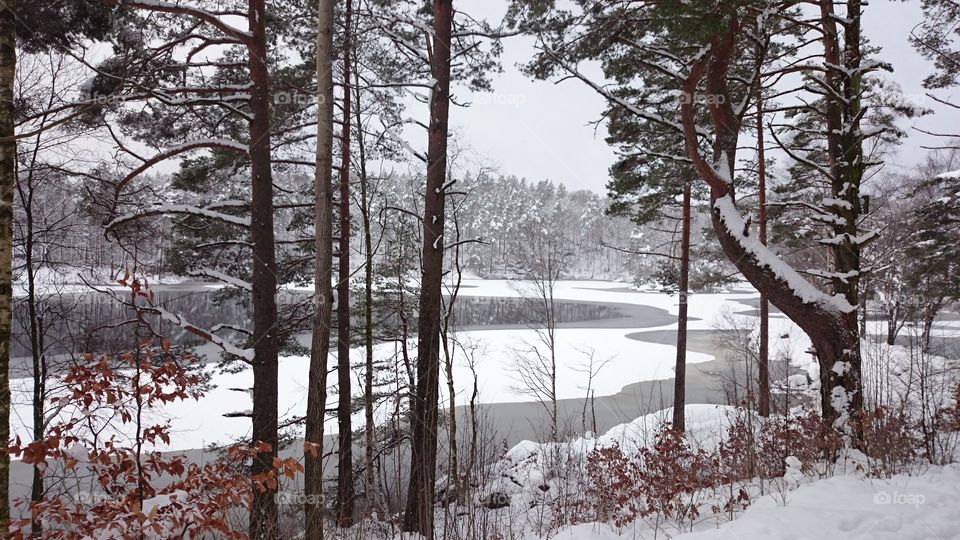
[463,402,960,540]
[544,435,960,540]
[670,466,960,540]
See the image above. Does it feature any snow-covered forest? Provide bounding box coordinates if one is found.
[1,0,960,538]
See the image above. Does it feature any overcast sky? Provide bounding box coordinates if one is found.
[450,0,958,194]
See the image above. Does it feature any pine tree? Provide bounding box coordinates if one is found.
[507,0,898,438]
[306,0,336,536]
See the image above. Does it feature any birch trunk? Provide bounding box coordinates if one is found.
[0,0,14,528]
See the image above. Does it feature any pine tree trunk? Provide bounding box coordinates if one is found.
[818,0,865,438]
[0,0,15,529]
[672,174,691,432]
[306,0,336,535]
[336,0,355,525]
[247,1,280,537]
[757,98,770,417]
[355,70,377,508]
[403,1,453,536]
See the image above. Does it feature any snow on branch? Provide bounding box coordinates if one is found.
[126,139,248,180]
[87,281,255,362]
[768,200,847,226]
[190,268,253,291]
[805,268,860,284]
[110,139,249,214]
[714,197,856,314]
[818,229,880,247]
[106,0,253,43]
[153,306,255,361]
[106,203,251,230]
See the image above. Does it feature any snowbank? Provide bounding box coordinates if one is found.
[671,464,960,540]
[478,405,736,508]
[493,404,960,540]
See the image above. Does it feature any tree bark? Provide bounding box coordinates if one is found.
[247,1,280,537]
[403,1,453,536]
[355,67,377,508]
[818,0,865,438]
[920,300,941,354]
[0,0,13,529]
[757,98,770,417]
[306,0,336,535]
[442,229,464,498]
[336,0,355,526]
[672,173,691,432]
[22,181,46,536]
[886,300,901,346]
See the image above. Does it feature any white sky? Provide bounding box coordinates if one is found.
[452,0,959,193]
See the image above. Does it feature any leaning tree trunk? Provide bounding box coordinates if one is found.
[247,0,281,537]
[679,11,863,442]
[0,0,15,530]
[403,1,453,536]
[336,0,355,526]
[306,0,336,536]
[672,172,691,432]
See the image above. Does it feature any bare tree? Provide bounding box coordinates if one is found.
[510,208,570,441]
[440,192,467,500]
[572,347,610,435]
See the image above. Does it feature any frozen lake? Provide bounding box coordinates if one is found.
[10,279,794,452]
[10,284,664,375]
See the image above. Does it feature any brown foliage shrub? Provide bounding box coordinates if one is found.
[860,406,920,476]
